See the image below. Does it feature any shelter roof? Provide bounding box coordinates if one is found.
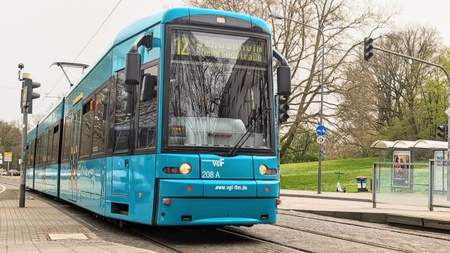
[370,139,447,150]
[412,140,447,150]
[370,140,395,149]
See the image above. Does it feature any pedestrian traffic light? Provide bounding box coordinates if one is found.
[278,95,289,124]
[364,37,373,61]
[23,78,40,114]
[437,124,448,140]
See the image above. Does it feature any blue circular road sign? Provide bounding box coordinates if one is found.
[316,125,327,136]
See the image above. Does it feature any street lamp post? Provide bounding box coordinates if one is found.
[270,13,325,194]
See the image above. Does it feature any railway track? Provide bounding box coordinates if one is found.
[271,209,450,252]
[126,224,307,253]
[278,209,450,241]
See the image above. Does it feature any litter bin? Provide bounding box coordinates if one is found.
[356,176,367,192]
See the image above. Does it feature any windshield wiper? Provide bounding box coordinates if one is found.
[226,109,270,157]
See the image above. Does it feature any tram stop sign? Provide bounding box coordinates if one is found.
[316,125,327,136]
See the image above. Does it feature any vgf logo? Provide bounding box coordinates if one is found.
[204,158,225,167]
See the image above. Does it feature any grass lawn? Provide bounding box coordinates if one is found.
[280,157,378,193]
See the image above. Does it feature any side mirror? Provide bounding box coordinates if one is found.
[125,51,141,85]
[125,33,153,85]
[277,65,291,96]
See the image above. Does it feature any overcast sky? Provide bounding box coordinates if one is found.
[0,0,449,123]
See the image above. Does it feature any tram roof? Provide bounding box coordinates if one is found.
[370,139,447,150]
[113,7,271,47]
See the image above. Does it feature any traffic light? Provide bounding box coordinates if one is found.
[23,78,40,114]
[437,124,448,140]
[364,37,373,61]
[278,95,289,124]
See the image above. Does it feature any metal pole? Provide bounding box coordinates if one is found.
[428,160,434,211]
[19,105,27,207]
[318,28,325,194]
[270,13,325,194]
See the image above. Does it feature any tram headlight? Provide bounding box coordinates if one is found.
[259,164,268,175]
[163,163,192,175]
[179,163,192,174]
[259,164,277,175]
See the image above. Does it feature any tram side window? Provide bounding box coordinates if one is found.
[29,139,35,168]
[43,134,49,165]
[38,134,48,166]
[51,124,60,164]
[92,85,109,155]
[47,131,53,165]
[35,136,42,167]
[62,114,73,162]
[80,100,94,157]
[138,65,158,149]
[114,71,131,151]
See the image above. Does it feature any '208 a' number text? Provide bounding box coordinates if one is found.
[202,171,220,178]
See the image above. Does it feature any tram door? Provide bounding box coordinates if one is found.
[69,109,82,202]
[111,71,130,196]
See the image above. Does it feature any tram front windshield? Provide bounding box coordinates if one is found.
[166,29,273,152]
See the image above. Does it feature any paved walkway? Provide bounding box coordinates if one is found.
[0,178,156,253]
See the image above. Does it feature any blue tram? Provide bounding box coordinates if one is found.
[26,7,291,226]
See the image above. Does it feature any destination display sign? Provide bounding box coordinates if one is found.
[171,30,267,64]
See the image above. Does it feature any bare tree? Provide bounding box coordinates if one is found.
[0,120,22,170]
[340,25,446,151]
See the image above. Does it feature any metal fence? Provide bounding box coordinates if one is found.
[372,160,450,211]
[429,159,450,211]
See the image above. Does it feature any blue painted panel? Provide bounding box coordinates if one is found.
[34,164,59,197]
[253,156,279,180]
[111,156,129,196]
[155,154,200,179]
[112,25,161,73]
[113,14,163,46]
[59,162,71,201]
[159,179,203,197]
[37,99,64,136]
[25,168,34,190]
[65,51,112,112]
[126,154,157,224]
[256,180,279,197]
[188,7,251,22]
[161,7,190,23]
[44,163,59,197]
[200,154,253,179]
[105,154,156,225]
[113,7,270,49]
[156,198,277,226]
[74,158,106,215]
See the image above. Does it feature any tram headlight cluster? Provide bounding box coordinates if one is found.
[258,164,277,175]
[162,163,192,175]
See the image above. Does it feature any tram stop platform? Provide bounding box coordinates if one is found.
[279,189,450,231]
[2,176,450,253]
